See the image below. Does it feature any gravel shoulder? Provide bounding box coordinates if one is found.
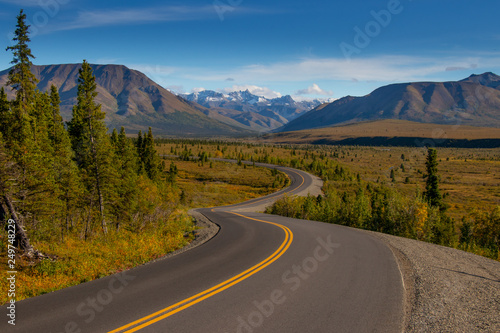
[364,230,500,332]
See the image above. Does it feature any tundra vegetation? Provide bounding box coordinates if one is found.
[157,140,500,261]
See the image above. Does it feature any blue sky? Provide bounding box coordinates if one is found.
[1,0,500,100]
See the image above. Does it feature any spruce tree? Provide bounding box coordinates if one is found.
[1,10,52,257]
[68,60,115,235]
[143,127,161,181]
[136,130,144,174]
[0,88,11,138]
[6,9,38,107]
[424,148,443,208]
[4,10,35,149]
[110,128,118,147]
[47,85,82,238]
[111,127,139,230]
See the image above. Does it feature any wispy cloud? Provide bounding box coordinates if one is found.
[180,55,499,83]
[46,5,219,32]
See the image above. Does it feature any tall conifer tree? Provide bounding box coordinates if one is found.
[0,88,11,138]
[111,127,139,230]
[68,60,115,235]
[0,10,47,257]
[143,127,161,181]
[47,85,82,237]
[6,9,38,108]
[424,148,442,208]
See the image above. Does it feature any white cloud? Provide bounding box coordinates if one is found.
[221,85,282,99]
[182,55,500,84]
[44,5,217,32]
[295,83,333,96]
[192,87,206,93]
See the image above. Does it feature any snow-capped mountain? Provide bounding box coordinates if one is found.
[180,89,328,131]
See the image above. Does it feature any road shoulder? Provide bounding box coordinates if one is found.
[364,230,500,332]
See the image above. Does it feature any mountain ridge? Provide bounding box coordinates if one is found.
[181,89,330,130]
[0,63,254,136]
[279,73,500,132]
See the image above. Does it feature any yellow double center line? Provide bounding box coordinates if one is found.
[219,168,305,211]
[108,213,293,333]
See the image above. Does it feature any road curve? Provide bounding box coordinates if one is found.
[2,165,404,333]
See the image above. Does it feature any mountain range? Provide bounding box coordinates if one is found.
[0,64,325,135]
[0,64,259,136]
[2,64,500,137]
[181,90,327,131]
[280,72,500,132]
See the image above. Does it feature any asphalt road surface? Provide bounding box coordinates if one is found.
[2,166,404,333]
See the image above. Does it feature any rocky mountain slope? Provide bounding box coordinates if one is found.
[0,64,253,136]
[279,73,500,132]
[181,89,327,131]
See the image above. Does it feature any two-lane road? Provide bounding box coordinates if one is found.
[3,166,404,333]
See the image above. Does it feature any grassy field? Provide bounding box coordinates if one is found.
[320,146,500,221]
[157,140,500,221]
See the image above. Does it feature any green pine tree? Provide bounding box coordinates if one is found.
[110,127,139,230]
[0,12,54,257]
[142,127,161,181]
[4,10,35,149]
[47,85,82,238]
[136,130,144,174]
[0,88,12,142]
[6,9,38,108]
[110,128,118,147]
[67,60,116,235]
[424,148,443,208]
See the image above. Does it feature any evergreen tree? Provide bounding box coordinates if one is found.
[136,130,144,174]
[142,127,161,181]
[1,11,55,256]
[424,148,443,208]
[110,127,139,230]
[4,10,35,148]
[47,85,82,238]
[110,128,118,146]
[67,60,116,235]
[6,9,38,107]
[0,88,11,138]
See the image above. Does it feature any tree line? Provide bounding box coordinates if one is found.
[0,10,170,258]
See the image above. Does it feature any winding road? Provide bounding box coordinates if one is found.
[3,165,404,333]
